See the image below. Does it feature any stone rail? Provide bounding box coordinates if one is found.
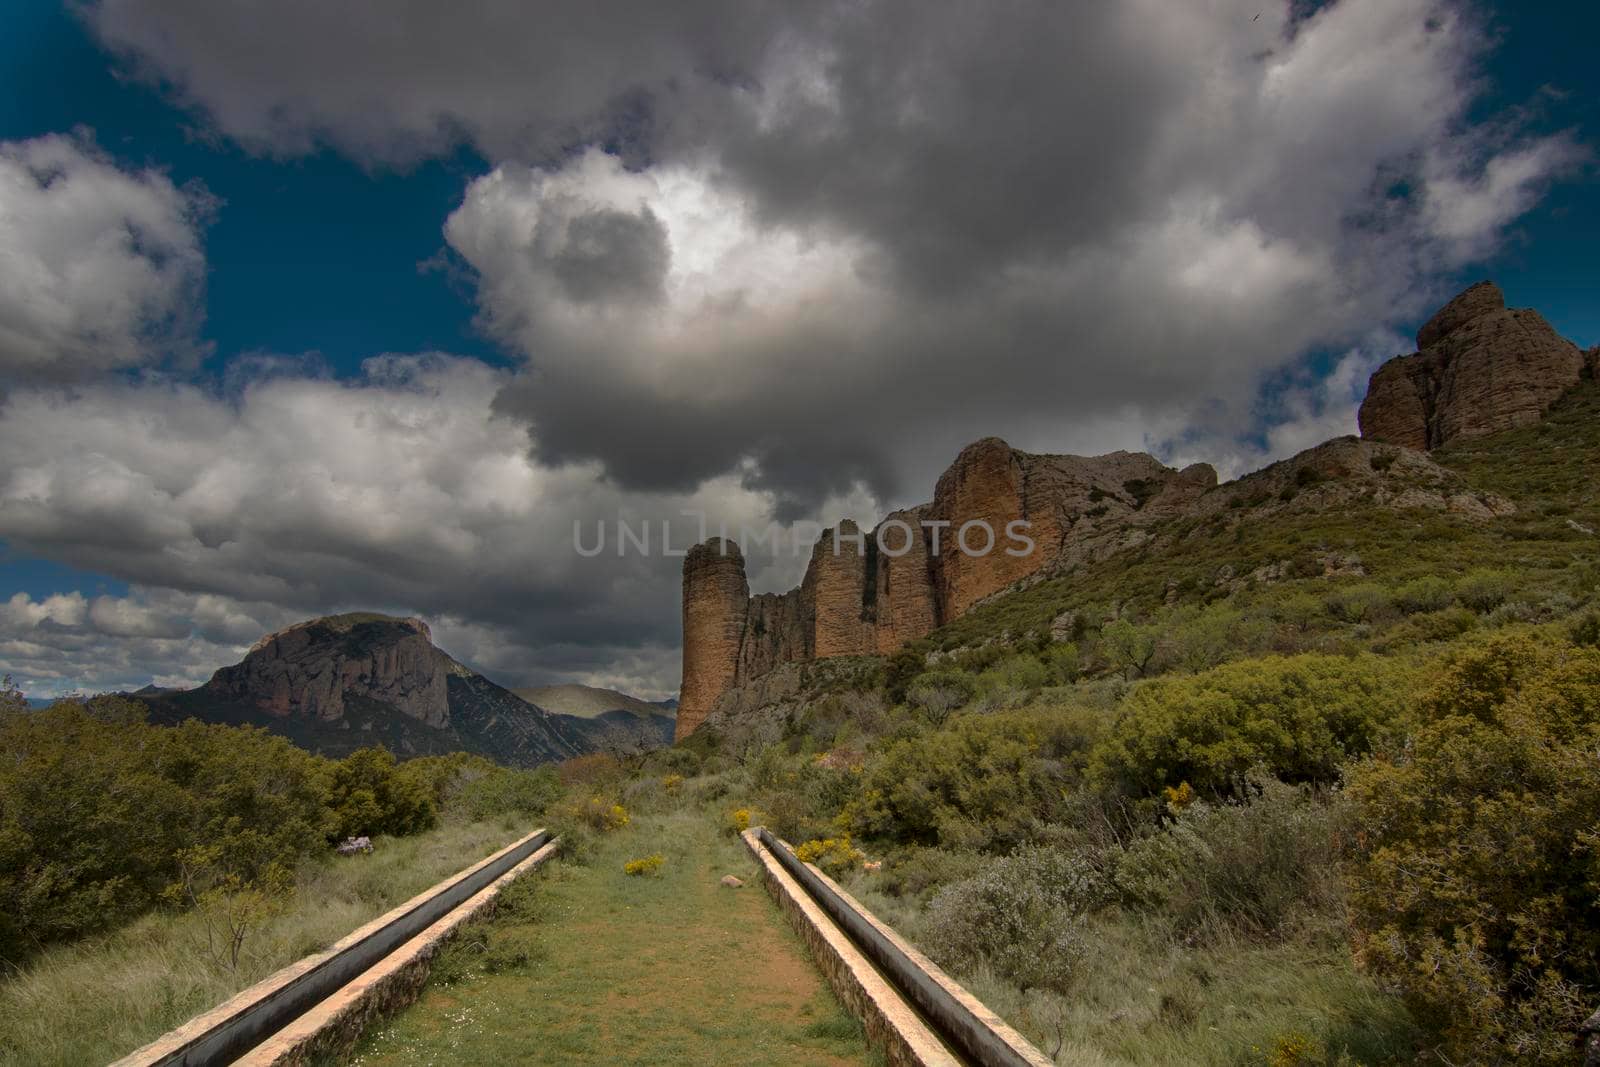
[745,827,1054,1067]
[111,827,555,1067]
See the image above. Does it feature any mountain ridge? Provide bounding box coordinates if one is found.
[138,613,660,767]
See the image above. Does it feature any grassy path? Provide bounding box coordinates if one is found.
[352,810,873,1066]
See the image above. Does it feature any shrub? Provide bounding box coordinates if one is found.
[922,847,1103,994]
[1456,569,1512,613]
[623,853,665,876]
[564,796,630,833]
[794,835,865,878]
[456,766,563,823]
[1092,653,1412,798]
[556,753,624,789]
[1042,642,1081,684]
[907,671,975,726]
[1323,583,1391,624]
[1393,575,1454,615]
[843,707,1100,849]
[0,703,330,964]
[724,807,754,835]
[1574,611,1600,648]
[1114,776,1345,939]
[1346,636,1600,1063]
[878,847,986,900]
[325,748,437,840]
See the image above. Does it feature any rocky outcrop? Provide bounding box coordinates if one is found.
[678,540,753,741]
[1358,281,1585,450]
[675,441,1218,735]
[206,613,450,727]
[145,612,628,767]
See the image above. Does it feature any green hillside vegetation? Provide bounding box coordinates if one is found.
[0,691,562,968]
[678,376,1600,1065]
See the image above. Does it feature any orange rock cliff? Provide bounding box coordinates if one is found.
[674,438,1217,739]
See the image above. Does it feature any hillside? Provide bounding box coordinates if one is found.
[514,683,668,720]
[685,282,1596,741]
[141,613,642,767]
[670,285,1600,1065]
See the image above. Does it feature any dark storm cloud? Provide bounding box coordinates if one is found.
[548,207,670,306]
[2,0,1579,697]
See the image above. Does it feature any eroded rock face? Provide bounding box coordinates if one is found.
[204,614,450,727]
[675,440,1218,735]
[677,539,751,741]
[1359,282,1585,450]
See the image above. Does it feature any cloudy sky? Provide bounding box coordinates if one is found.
[1,0,1595,699]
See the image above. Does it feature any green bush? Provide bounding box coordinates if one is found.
[906,670,975,725]
[325,748,438,840]
[922,846,1104,994]
[1114,776,1345,940]
[457,766,563,822]
[1456,569,1512,613]
[1323,583,1391,624]
[1393,576,1455,615]
[0,700,329,964]
[843,707,1100,849]
[1346,636,1600,1064]
[1091,653,1412,798]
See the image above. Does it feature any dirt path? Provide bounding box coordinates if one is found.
[351,810,872,1066]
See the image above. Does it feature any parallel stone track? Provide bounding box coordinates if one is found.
[109,820,1052,1067]
[745,828,1054,1067]
[109,827,556,1067]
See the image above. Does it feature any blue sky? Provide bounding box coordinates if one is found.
[0,0,1594,697]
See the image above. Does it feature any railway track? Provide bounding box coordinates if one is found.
[111,827,557,1067]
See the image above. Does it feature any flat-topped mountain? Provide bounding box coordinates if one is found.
[142,612,641,766]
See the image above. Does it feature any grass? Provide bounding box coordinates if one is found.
[352,808,873,1066]
[0,818,527,1067]
[835,852,1419,1066]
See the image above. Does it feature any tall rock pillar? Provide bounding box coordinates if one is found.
[677,538,750,741]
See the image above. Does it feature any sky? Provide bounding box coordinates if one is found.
[0,0,1595,700]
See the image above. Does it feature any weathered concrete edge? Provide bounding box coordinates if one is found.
[805,847,1056,1066]
[234,836,560,1067]
[741,828,961,1067]
[111,826,550,1067]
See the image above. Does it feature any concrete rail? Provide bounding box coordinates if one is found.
[112,827,553,1067]
[748,827,1053,1067]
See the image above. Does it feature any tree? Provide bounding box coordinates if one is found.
[0,674,24,716]
[907,670,975,727]
[595,718,662,772]
[1100,618,1158,679]
[1346,636,1600,1064]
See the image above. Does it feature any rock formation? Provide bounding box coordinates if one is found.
[678,280,1581,739]
[677,539,754,740]
[207,613,450,726]
[145,612,632,766]
[676,442,1218,735]
[1358,281,1585,450]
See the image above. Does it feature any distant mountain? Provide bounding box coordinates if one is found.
[514,683,669,720]
[138,613,651,767]
[515,683,676,746]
